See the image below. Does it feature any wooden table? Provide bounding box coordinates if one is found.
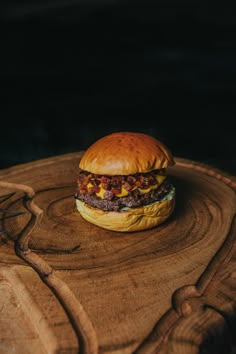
[0,152,236,354]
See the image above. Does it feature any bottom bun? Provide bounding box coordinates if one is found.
[75,195,175,232]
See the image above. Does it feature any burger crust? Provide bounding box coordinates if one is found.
[79,132,175,175]
[76,195,175,232]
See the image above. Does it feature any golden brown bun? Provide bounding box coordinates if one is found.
[76,195,175,232]
[79,132,175,175]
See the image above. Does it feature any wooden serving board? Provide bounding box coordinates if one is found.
[0,153,236,354]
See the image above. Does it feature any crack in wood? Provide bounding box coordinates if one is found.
[33,245,81,255]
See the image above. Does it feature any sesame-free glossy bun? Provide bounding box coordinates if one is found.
[79,132,175,175]
[76,194,175,232]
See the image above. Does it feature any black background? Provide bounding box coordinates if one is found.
[1,1,236,174]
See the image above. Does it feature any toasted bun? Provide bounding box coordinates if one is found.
[79,132,175,175]
[76,194,175,232]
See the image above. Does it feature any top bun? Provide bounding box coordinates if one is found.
[79,132,175,175]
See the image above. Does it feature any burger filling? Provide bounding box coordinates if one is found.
[75,170,174,212]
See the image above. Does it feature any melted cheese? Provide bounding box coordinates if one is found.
[156,175,166,185]
[138,176,166,194]
[89,175,167,199]
[87,182,93,190]
[115,186,129,197]
[138,184,158,194]
[95,185,106,199]
[95,185,129,198]
[87,182,106,198]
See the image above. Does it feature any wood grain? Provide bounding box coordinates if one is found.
[0,265,78,354]
[0,153,236,354]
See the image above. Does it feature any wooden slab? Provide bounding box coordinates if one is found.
[0,153,236,354]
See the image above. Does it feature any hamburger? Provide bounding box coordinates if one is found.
[75,132,175,232]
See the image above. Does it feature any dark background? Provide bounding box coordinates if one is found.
[1,1,236,174]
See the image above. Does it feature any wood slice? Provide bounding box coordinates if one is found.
[0,153,236,354]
